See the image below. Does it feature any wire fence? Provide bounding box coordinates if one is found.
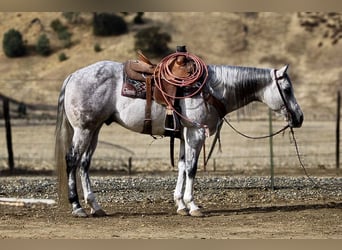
[0,91,340,176]
[0,116,339,177]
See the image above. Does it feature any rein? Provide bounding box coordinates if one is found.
[224,117,289,139]
[207,69,340,191]
[205,69,291,165]
[272,69,329,188]
[289,126,341,191]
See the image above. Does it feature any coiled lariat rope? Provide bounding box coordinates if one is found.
[153,52,209,128]
[154,52,208,96]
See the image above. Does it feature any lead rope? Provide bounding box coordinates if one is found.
[213,69,341,191]
[220,117,340,191]
[289,127,341,191]
[224,117,289,139]
[272,70,339,190]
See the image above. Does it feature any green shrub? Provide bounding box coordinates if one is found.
[50,18,73,48]
[57,29,72,48]
[58,52,68,61]
[36,33,51,56]
[62,12,81,24]
[134,26,172,57]
[94,43,102,52]
[2,29,26,58]
[50,19,65,33]
[93,13,128,36]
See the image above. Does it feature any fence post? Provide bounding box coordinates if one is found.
[337,91,341,172]
[128,157,132,175]
[269,108,274,190]
[3,97,14,173]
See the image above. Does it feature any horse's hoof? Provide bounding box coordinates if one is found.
[177,208,189,216]
[91,209,107,217]
[189,209,204,217]
[72,208,88,218]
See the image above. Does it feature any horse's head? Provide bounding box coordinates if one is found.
[263,65,303,128]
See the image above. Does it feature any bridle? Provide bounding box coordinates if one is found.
[221,69,292,141]
[206,69,292,164]
[212,70,337,191]
[273,69,292,125]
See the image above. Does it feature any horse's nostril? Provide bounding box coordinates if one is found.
[294,114,304,128]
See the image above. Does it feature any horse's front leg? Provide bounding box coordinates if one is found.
[183,127,206,217]
[174,139,189,215]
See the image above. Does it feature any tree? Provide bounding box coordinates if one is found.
[134,26,172,57]
[2,29,26,58]
[93,13,128,36]
[36,33,51,56]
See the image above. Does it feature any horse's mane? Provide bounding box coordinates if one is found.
[207,65,272,107]
[208,65,271,87]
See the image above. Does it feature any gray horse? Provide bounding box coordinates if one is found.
[55,61,303,217]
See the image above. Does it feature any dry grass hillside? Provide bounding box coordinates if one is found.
[0,12,341,120]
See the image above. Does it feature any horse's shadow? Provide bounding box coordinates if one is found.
[204,201,342,217]
[102,202,342,218]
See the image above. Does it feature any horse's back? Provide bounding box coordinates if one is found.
[64,61,123,129]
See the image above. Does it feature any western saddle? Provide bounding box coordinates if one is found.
[122,46,226,137]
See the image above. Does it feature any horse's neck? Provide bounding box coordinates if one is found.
[207,65,272,113]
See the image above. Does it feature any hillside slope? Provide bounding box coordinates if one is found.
[0,12,341,119]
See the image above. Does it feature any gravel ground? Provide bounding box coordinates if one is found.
[1,174,341,206]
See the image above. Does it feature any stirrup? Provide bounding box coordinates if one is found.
[164,108,179,132]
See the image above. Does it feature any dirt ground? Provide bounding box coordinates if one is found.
[0,204,340,239]
[0,174,341,239]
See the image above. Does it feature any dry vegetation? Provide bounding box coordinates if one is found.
[0,12,341,120]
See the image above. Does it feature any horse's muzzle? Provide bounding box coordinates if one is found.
[289,111,304,128]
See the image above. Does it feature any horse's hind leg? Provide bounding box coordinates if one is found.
[66,145,87,217]
[66,128,93,217]
[79,127,106,217]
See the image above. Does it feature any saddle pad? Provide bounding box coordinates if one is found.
[121,76,147,99]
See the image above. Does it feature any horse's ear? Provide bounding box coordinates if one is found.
[278,65,289,76]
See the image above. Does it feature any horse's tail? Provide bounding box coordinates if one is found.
[55,75,73,207]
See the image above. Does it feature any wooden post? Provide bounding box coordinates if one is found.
[128,157,132,175]
[3,98,14,173]
[269,108,274,190]
[336,91,341,171]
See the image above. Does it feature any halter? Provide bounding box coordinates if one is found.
[206,69,292,165]
[273,69,292,126]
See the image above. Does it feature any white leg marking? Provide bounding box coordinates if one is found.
[182,127,205,217]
